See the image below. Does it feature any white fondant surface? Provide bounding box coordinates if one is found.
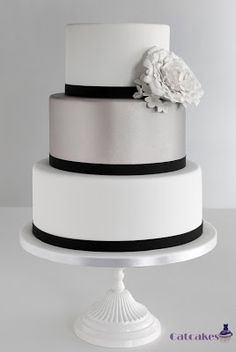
[33,160,202,242]
[66,23,170,86]
[50,94,185,164]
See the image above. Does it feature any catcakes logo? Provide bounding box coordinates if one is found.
[170,324,233,343]
[218,324,233,342]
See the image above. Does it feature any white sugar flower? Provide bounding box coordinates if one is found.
[133,46,204,112]
[145,95,171,113]
[133,84,143,99]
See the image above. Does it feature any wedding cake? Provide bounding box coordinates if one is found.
[32,23,204,252]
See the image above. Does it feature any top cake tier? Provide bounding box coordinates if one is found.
[65,23,170,87]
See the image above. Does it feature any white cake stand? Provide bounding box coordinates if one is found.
[20,221,217,348]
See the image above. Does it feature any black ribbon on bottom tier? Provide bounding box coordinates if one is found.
[49,155,186,175]
[32,222,203,252]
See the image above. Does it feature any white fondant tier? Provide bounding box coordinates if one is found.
[33,159,202,242]
[66,23,170,86]
[49,94,185,165]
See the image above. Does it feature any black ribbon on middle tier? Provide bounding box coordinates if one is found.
[49,155,186,175]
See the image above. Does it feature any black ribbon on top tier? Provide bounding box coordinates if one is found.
[65,84,137,99]
[49,155,186,175]
[32,222,203,252]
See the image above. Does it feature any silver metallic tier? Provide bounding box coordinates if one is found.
[49,94,186,165]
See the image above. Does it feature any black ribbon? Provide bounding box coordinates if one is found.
[65,84,137,99]
[49,155,186,175]
[32,222,203,252]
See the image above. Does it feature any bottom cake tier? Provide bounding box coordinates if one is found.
[32,159,202,252]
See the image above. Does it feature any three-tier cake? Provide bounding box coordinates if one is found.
[32,23,204,252]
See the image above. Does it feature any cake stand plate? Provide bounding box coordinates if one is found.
[20,221,217,348]
[20,221,216,267]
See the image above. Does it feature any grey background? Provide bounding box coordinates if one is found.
[0,0,235,207]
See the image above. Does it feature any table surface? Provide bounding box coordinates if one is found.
[0,208,235,351]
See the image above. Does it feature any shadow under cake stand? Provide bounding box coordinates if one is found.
[20,221,217,348]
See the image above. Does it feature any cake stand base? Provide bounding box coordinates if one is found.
[74,268,160,348]
[20,221,217,348]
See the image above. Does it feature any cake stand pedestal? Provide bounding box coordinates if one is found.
[20,221,217,348]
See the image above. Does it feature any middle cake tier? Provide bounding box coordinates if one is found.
[32,159,202,252]
[49,94,186,175]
